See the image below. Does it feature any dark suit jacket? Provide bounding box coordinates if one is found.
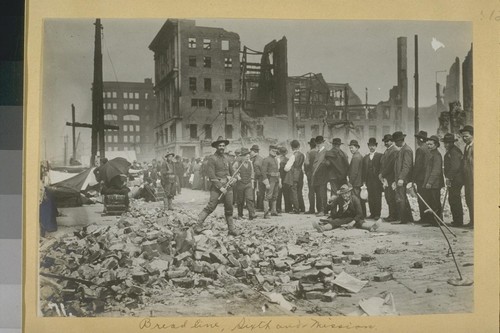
[324,147,349,182]
[380,145,398,183]
[312,147,328,186]
[424,149,444,189]
[413,145,430,185]
[444,145,463,185]
[304,148,317,179]
[362,152,382,188]
[394,143,413,183]
[330,195,364,223]
[462,143,473,184]
[251,155,264,181]
[348,151,363,187]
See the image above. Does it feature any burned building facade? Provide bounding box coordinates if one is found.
[149,19,241,158]
[102,79,156,161]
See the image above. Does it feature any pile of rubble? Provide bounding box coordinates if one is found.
[40,206,387,316]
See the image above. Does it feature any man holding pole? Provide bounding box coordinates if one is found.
[194,136,239,236]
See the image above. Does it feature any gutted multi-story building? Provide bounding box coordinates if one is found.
[149,19,241,158]
[102,79,156,161]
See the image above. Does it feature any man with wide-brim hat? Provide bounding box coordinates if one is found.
[160,151,176,210]
[413,130,431,224]
[459,125,473,228]
[311,184,379,232]
[391,131,414,224]
[379,133,398,222]
[195,136,240,236]
[348,139,364,216]
[324,137,349,213]
[441,133,464,227]
[233,147,257,220]
[249,144,265,211]
[304,138,319,214]
[422,135,444,226]
[362,137,383,219]
[261,144,282,218]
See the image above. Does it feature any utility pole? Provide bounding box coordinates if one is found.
[414,35,419,148]
[91,18,104,166]
[64,135,68,165]
[71,104,76,160]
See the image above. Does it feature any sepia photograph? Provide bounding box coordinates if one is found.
[35,17,478,319]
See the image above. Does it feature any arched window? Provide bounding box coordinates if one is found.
[123,115,140,121]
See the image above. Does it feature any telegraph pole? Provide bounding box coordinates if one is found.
[414,35,419,148]
[91,18,104,166]
[71,104,76,160]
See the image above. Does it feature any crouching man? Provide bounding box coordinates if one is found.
[312,184,378,232]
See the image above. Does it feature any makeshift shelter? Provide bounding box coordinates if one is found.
[46,168,98,207]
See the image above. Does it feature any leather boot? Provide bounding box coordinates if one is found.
[263,200,270,219]
[271,201,281,216]
[226,216,240,236]
[193,210,209,234]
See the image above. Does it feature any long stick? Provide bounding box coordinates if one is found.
[217,159,246,200]
[413,185,456,237]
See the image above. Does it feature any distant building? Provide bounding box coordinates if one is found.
[149,19,241,158]
[102,79,156,161]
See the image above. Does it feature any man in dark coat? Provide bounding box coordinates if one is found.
[379,134,398,222]
[348,139,364,216]
[250,145,265,210]
[284,140,305,213]
[311,136,329,216]
[304,138,319,214]
[276,146,292,213]
[174,155,184,194]
[423,135,444,225]
[311,184,379,232]
[441,133,464,227]
[160,152,176,210]
[362,138,383,219]
[392,131,414,224]
[460,125,474,228]
[413,130,431,223]
[325,138,349,197]
[195,136,239,236]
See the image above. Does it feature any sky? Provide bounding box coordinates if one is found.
[42,18,472,162]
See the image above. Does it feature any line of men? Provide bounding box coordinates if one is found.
[312,126,474,232]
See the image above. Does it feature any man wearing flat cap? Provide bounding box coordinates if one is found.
[160,152,176,210]
[249,144,264,210]
[379,134,398,222]
[362,138,383,219]
[460,125,474,228]
[423,135,444,225]
[261,145,281,218]
[413,130,431,223]
[442,133,464,227]
[392,131,414,224]
[311,184,379,232]
[195,136,240,236]
[348,139,364,216]
[311,136,329,216]
[233,147,257,220]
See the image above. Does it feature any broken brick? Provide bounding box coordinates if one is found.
[192,261,204,273]
[171,277,195,288]
[319,267,334,277]
[321,291,337,302]
[374,248,388,254]
[210,251,229,265]
[175,252,192,262]
[342,250,354,255]
[373,272,393,282]
[332,256,343,264]
[300,282,326,292]
[132,271,149,284]
[361,254,374,262]
[305,291,324,300]
[350,257,362,265]
[167,267,189,279]
[227,255,241,268]
[141,241,159,253]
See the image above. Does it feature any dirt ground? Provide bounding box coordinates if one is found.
[45,187,473,317]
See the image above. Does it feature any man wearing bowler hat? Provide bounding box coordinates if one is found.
[304,138,319,214]
[233,147,257,220]
[195,136,240,236]
[362,138,383,219]
[261,145,282,218]
[423,135,444,225]
[250,144,264,210]
[413,130,431,223]
[348,139,365,216]
[311,136,329,216]
[379,134,398,222]
[284,139,305,213]
[441,133,464,227]
[459,125,474,228]
[392,131,414,224]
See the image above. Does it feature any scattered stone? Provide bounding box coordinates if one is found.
[374,248,388,254]
[342,251,354,255]
[304,291,324,300]
[373,272,393,282]
[412,262,423,269]
[350,256,362,265]
[321,291,337,302]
